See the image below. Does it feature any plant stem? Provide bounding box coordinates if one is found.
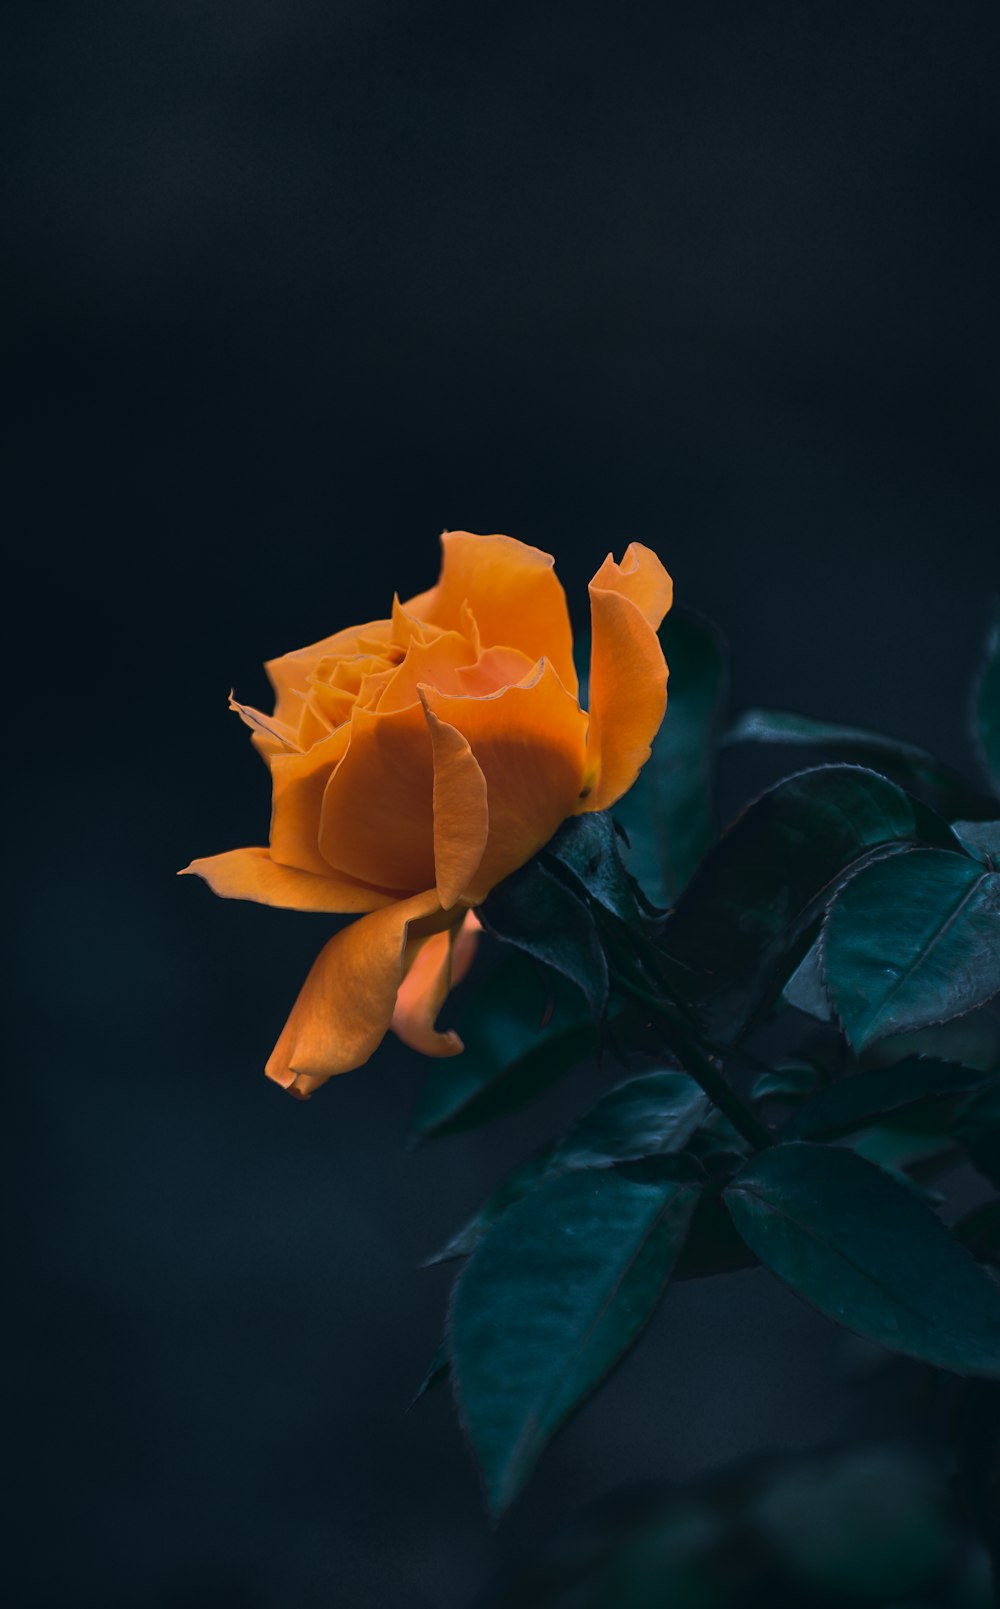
[613,973,774,1152]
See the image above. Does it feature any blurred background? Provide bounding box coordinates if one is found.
[8,2,998,1604]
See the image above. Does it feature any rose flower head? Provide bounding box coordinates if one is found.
[183,531,672,1097]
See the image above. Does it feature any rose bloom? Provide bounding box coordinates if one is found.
[184,532,672,1097]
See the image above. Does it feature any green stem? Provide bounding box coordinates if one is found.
[612,973,774,1152]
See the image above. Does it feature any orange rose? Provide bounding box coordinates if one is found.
[183,532,672,1097]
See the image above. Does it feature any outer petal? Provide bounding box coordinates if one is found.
[265,890,448,1096]
[422,659,588,902]
[390,910,482,1057]
[580,543,672,814]
[180,846,399,912]
[319,702,436,894]
[269,726,351,876]
[422,700,489,907]
[403,532,578,696]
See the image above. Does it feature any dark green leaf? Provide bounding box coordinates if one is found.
[821,849,1000,1052]
[953,1079,1000,1187]
[615,610,728,905]
[973,606,1000,797]
[426,1071,707,1265]
[423,1148,555,1265]
[553,1069,709,1170]
[479,857,609,1016]
[410,955,596,1139]
[952,817,1000,867]
[784,1057,995,1142]
[450,1164,702,1514]
[752,1061,829,1106]
[541,811,649,928]
[407,1344,449,1410]
[781,938,835,1022]
[664,765,955,1042]
[955,1199,1000,1266]
[726,707,996,820]
[724,1142,1000,1376]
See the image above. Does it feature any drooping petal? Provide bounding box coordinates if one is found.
[318,702,436,894]
[180,846,399,912]
[421,699,489,906]
[422,659,588,902]
[269,726,351,876]
[390,910,482,1057]
[403,532,578,696]
[265,889,448,1096]
[579,543,672,814]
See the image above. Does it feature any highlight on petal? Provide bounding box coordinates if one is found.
[319,701,437,894]
[265,889,448,1096]
[180,846,399,912]
[580,543,673,814]
[390,910,482,1058]
[403,532,578,696]
[422,659,589,902]
[421,699,489,907]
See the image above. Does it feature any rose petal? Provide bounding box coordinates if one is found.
[269,726,352,876]
[403,532,578,696]
[422,700,489,907]
[265,889,448,1096]
[319,702,436,894]
[422,659,588,902]
[180,846,399,911]
[264,618,392,729]
[579,543,672,813]
[390,910,481,1057]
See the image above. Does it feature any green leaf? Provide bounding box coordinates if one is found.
[541,811,650,928]
[784,1057,995,1142]
[821,849,1000,1052]
[953,1079,1000,1188]
[407,1344,449,1409]
[423,1148,556,1265]
[664,765,956,1042]
[479,857,609,1016]
[552,1069,710,1170]
[973,605,1000,797]
[726,707,996,821]
[426,1070,708,1264]
[955,1198,1000,1266]
[781,938,835,1022]
[724,1142,1000,1376]
[450,1163,702,1514]
[410,954,596,1139]
[952,817,1000,867]
[751,1060,829,1106]
[615,610,728,905]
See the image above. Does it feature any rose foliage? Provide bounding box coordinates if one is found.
[186,537,1000,1531]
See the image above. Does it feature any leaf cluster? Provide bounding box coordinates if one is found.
[411,604,1000,1516]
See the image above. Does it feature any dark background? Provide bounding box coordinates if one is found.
[9,3,999,1605]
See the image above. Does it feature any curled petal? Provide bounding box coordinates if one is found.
[390,910,482,1057]
[269,726,351,876]
[580,543,672,814]
[264,618,392,730]
[180,846,398,912]
[265,890,448,1096]
[319,702,436,894]
[421,700,489,907]
[422,659,588,902]
[403,532,578,696]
